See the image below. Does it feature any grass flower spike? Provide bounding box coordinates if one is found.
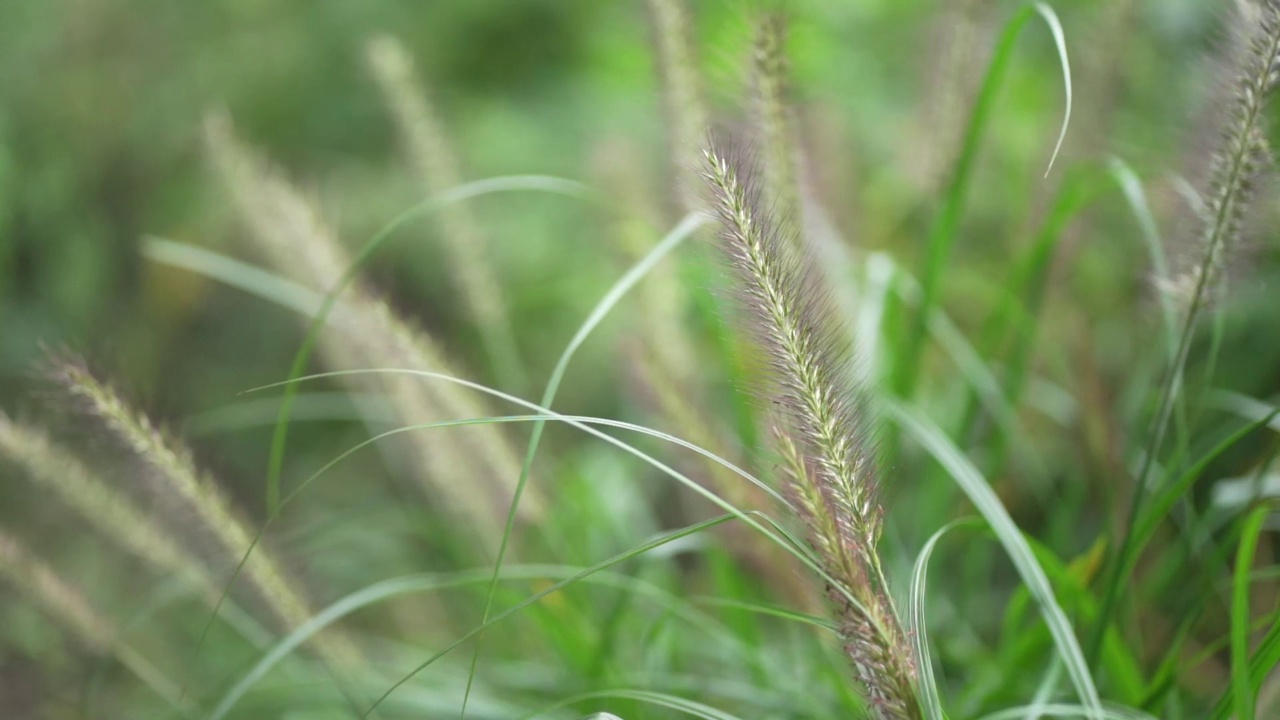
[702,143,919,720]
[49,357,362,670]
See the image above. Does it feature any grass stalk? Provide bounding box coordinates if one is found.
[646,0,709,215]
[1090,4,1280,667]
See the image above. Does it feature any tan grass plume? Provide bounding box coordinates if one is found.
[48,357,363,671]
[702,142,920,720]
[364,34,526,391]
[204,114,542,544]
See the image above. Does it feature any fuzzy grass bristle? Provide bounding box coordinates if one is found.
[702,142,919,720]
[0,411,218,601]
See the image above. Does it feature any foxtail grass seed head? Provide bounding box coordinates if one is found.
[1173,0,1280,310]
[204,114,543,534]
[0,412,214,598]
[646,0,709,216]
[702,143,919,720]
[365,34,525,390]
[47,356,363,670]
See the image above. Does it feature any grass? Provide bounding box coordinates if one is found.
[2,1,1280,719]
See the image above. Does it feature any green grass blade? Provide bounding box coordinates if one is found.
[692,597,837,632]
[144,236,332,317]
[974,704,1155,720]
[1104,159,1176,355]
[1127,410,1280,583]
[205,528,733,720]
[885,400,1103,718]
[892,1,1073,402]
[461,210,707,717]
[910,519,973,720]
[1231,506,1270,720]
[358,515,740,718]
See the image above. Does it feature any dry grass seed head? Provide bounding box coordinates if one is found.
[701,141,918,719]
[204,115,543,536]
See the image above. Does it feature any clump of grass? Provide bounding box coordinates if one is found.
[204,114,542,542]
[48,355,362,671]
[364,34,526,392]
[702,143,919,720]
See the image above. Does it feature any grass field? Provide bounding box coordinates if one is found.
[2,1,1280,718]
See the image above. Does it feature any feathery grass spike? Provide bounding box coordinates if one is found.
[204,114,541,535]
[702,142,920,720]
[48,356,363,671]
[365,35,526,391]
[647,0,709,215]
[0,412,216,599]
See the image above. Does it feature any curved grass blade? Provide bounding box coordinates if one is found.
[246,368,840,580]
[1104,159,1176,355]
[885,400,1103,718]
[460,210,707,717]
[974,704,1155,720]
[910,519,976,720]
[892,1,1074,403]
[1219,505,1272,720]
[1034,2,1072,177]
